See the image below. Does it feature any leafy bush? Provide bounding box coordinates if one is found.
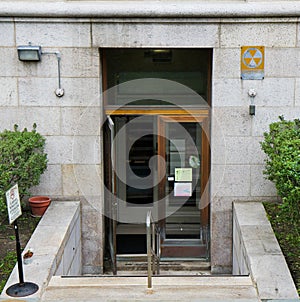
[0,124,47,214]
[261,116,300,235]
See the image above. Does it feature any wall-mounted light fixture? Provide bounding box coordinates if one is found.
[17,45,42,61]
[17,43,64,97]
[248,89,257,116]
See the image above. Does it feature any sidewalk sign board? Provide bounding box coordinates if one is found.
[6,184,22,224]
[5,184,39,297]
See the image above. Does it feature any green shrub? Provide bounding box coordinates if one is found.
[261,116,300,235]
[0,124,47,214]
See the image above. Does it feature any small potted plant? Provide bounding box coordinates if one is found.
[0,123,48,216]
[23,248,34,265]
[28,196,51,217]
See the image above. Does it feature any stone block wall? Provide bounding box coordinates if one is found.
[211,19,300,272]
[1,1,300,274]
[0,17,103,274]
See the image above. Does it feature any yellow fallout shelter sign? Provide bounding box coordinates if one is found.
[241,46,264,80]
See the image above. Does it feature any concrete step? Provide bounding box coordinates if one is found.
[116,259,211,272]
[42,275,260,301]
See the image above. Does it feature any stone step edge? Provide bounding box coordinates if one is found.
[47,275,254,288]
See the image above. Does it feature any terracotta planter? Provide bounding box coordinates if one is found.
[29,196,51,217]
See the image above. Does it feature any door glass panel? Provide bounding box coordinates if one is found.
[165,122,202,239]
[104,48,211,105]
[115,115,157,207]
[127,131,154,205]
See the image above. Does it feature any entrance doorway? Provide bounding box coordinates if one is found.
[102,48,211,271]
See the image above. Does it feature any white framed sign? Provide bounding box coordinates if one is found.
[174,182,192,197]
[6,184,22,224]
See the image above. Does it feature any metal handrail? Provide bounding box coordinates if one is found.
[146,210,160,289]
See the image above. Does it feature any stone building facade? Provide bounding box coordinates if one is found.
[1,0,300,275]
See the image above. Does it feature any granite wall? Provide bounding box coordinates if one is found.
[1,1,300,273]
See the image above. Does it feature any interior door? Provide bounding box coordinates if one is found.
[158,115,210,258]
[114,115,159,254]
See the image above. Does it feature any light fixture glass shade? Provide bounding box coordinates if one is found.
[17,45,42,61]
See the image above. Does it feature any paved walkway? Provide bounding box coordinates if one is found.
[42,275,260,301]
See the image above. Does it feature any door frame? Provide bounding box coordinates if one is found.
[157,113,210,225]
[101,47,212,264]
[104,111,210,259]
[157,114,210,258]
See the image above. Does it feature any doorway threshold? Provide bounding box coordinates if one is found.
[117,254,148,262]
[160,257,209,262]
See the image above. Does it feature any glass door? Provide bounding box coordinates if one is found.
[108,114,210,259]
[158,115,210,258]
[114,115,158,254]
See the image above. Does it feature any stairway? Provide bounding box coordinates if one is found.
[114,255,211,275]
[42,275,260,301]
[42,253,259,301]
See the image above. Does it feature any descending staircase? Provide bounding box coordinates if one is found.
[42,257,260,301]
[114,255,211,275]
[42,275,259,301]
[40,211,259,301]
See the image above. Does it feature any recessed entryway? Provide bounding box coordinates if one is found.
[102,48,212,273]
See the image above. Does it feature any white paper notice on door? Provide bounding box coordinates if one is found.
[174,182,192,197]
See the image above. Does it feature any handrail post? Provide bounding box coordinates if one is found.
[152,222,155,274]
[147,211,152,289]
[147,210,160,289]
[156,226,160,274]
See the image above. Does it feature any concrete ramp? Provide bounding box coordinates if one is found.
[42,275,259,301]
